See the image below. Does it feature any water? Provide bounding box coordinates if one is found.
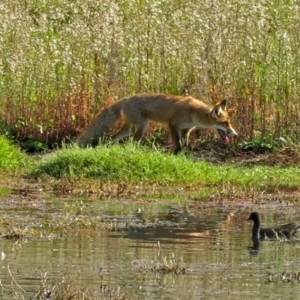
[1,199,300,299]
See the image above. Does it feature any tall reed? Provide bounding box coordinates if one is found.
[0,0,299,145]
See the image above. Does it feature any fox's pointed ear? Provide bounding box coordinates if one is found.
[212,99,228,118]
[220,99,227,111]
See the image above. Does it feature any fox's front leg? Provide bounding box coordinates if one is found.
[168,125,182,154]
[179,128,192,149]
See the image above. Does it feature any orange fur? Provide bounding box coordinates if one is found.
[77,93,237,153]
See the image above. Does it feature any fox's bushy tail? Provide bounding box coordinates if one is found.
[76,99,126,147]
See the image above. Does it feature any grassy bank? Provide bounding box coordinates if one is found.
[1,136,299,195]
[0,135,28,171]
[0,0,300,147]
[29,143,300,193]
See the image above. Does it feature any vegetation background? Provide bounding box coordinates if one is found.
[0,0,299,149]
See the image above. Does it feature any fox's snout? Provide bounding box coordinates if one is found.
[217,125,237,145]
[228,127,238,137]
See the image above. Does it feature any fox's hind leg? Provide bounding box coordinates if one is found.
[112,118,148,144]
[121,108,149,143]
[112,122,131,142]
[131,120,148,143]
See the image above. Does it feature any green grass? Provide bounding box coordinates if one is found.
[28,143,300,191]
[0,135,28,171]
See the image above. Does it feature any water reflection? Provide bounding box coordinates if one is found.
[1,201,300,300]
[247,237,260,256]
[125,205,234,245]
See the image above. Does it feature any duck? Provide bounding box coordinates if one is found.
[247,212,300,241]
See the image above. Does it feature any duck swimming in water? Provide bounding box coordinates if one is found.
[247,212,300,241]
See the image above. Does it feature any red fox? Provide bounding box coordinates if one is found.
[77,93,238,153]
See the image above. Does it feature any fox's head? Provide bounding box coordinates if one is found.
[211,100,238,144]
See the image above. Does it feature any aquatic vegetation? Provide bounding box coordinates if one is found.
[5,268,131,300]
[0,226,40,240]
[132,255,186,275]
[35,274,129,300]
[266,271,300,283]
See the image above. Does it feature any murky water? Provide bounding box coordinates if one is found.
[1,198,300,299]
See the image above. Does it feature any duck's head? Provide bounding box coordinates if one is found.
[247,212,260,222]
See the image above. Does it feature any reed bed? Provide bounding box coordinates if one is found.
[0,0,299,146]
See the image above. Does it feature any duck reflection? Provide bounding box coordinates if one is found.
[247,236,260,256]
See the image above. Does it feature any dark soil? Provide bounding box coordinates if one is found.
[191,141,300,167]
[143,126,300,167]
